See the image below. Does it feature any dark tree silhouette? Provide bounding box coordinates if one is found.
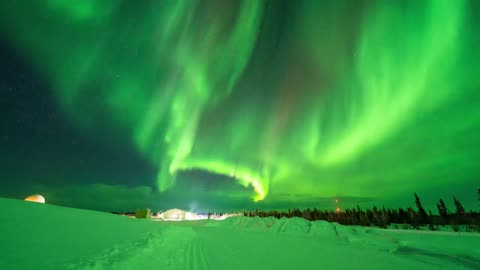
[453,197,466,216]
[414,193,428,224]
[436,198,449,222]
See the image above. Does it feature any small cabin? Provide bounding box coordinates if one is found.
[135,208,152,219]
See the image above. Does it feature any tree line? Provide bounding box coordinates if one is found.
[243,188,480,232]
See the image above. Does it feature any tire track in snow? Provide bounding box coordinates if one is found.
[188,237,210,270]
[65,231,166,270]
[66,225,211,270]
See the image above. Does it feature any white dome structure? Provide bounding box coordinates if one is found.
[24,194,45,203]
[163,209,186,220]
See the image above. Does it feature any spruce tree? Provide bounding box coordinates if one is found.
[437,199,449,223]
[453,197,466,216]
[436,203,442,216]
[453,197,466,225]
[414,193,428,224]
[407,207,419,229]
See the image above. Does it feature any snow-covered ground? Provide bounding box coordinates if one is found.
[1,198,479,270]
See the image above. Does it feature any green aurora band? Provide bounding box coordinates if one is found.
[1,0,479,203]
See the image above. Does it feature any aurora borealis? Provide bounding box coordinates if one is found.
[1,0,479,211]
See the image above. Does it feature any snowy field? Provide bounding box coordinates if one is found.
[1,198,479,270]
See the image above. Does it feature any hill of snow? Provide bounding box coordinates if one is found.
[1,198,479,270]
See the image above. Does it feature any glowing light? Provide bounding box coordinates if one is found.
[25,194,45,204]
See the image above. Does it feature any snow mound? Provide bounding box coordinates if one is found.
[216,216,338,237]
[269,217,311,234]
[309,220,339,238]
[221,216,277,231]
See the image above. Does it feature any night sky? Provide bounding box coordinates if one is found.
[1,0,479,212]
